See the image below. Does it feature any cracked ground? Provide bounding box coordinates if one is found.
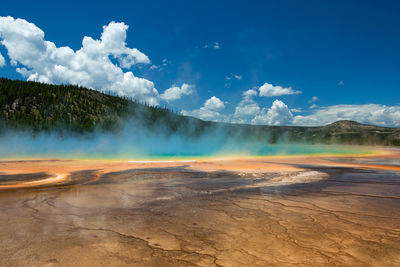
[0,155,399,266]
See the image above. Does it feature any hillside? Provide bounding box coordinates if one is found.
[0,78,399,145]
[0,78,208,134]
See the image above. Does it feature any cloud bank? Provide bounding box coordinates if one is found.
[183,88,400,127]
[294,104,400,127]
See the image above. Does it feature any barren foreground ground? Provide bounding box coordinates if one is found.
[0,151,399,266]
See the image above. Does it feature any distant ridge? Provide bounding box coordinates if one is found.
[325,120,389,130]
[0,78,399,146]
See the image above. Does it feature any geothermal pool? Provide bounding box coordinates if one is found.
[0,149,399,266]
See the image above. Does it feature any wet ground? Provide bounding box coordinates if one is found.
[0,154,399,266]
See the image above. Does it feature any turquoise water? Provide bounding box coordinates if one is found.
[0,129,372,159]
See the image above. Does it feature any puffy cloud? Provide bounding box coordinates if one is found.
[252,100,294,125]
[259,82,301,97]
[0,52,4,67]
[160,83,195,101]
[293,104,400,127]
[232,89,260,123]
[243,89,258,98]
[181,96,228,122]
[233,90,295,125]
[204,96,225,111]
[309,104,318,109]
[0,16,159,105]
[183,87,400,127]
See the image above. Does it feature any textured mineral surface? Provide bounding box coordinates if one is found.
[0,153,399,266]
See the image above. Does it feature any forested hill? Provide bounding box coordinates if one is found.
[0,78,399,145]
[0,78,201,133]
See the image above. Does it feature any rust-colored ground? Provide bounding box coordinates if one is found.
[0,150,399,266]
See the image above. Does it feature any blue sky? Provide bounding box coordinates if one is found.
[0,0,399,126]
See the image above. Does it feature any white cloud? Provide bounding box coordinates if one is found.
[252,100,294,125]
[160,83,194,101]
[181,96,228,122]
[308,96,318,103]
[290,108,302,113]
[224,73,242,88]
[150,58,169,71]
[150,65,160,70]
[243,89,258,98]
[0,16,160,105]
[203,42,220,49]
[182,87,400,127]
[162,58,169,66]
[309,104,319,109]
[259,82,301,97]
[0,52,5,67]
[204,96,225,111]
[225,73,242,81]
[293,104,400,127]
[232,89,260,123]
[232,90,296,125]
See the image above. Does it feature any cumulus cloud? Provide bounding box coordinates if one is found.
[0,16,160,105]
[0,52,5,67]
[181,96,228,122]
[293,104,400,127]
[309,104,319,109]
[232,89,260,123]
[182,87,400,127]
[160,83,194,101]
[252,100,294,125]
[259,82,301,97]
[204,96,225,110]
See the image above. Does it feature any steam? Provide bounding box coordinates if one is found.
[0,117,363,159]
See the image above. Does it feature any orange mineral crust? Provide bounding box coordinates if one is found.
[0,152,399,266]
